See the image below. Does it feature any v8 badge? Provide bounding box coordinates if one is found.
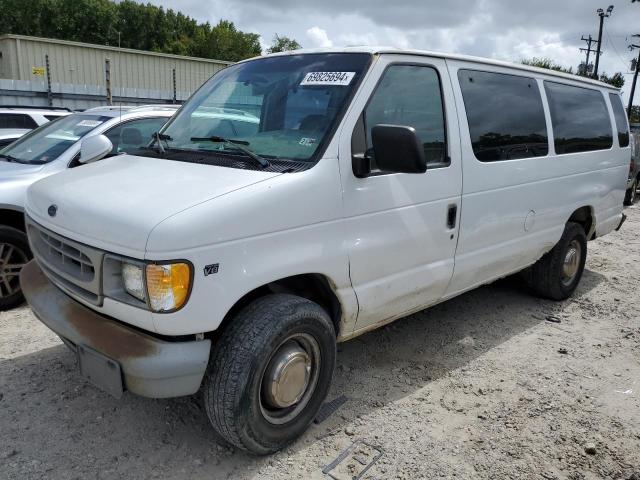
[204,263,219,276]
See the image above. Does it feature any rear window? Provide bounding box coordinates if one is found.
[458,69,548,162]
[0,113,38,129]
[609,93,630,147]
[544,82,613,154]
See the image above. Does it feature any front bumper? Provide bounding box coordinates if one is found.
[20,260,211,398]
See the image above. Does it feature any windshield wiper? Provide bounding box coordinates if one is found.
[190,136,270,169]
[152,132,173,154]
[0,153,25,163]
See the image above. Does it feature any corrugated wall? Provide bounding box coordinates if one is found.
[0,35,230,97]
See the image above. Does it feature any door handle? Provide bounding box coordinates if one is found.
[447,204,458,229]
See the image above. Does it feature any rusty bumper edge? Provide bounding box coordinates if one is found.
[20,259,211,398]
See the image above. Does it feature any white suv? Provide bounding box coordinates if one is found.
[0,106,71,148]
[20,48,628,454]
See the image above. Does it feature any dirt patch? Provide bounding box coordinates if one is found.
[1,205,639,480]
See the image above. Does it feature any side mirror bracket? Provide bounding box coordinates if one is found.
[352,153,371,178]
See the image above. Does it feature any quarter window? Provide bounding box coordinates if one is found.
[609,93,630,147]
[362,64,447,169]
[544,81,613,154]
[458,70,548,162]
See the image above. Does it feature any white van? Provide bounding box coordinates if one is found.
[19,48,629,454]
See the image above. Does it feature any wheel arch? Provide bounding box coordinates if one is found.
[0,209,26,232]
[211,273,343,342]
[568,206,595,240]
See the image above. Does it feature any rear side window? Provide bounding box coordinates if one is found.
[544,82,612,154]
[363,64,447,168]
[458,70,548,162]
[0,113,38,129]
[609,93,630,147]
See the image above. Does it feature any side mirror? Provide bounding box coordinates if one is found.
[79,135,113,164]
[371,125,427,174]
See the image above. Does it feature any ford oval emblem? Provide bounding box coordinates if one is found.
[48,205,57,217]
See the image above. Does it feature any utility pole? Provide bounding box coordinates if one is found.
[627,36,640,121]
[580,35,598,76]
[594,5,614,78]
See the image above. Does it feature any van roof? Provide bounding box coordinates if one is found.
[254,47,620,91]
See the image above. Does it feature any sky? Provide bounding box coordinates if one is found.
[149,0,640,106]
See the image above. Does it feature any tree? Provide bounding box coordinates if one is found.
[0,0,263,61]
[598,72,625,88]
[267,34,301,54]
[521,57,573,74]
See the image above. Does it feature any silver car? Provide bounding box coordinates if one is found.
[0,105,178,309]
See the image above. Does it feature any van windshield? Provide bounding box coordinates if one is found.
[160,53,371,163]
[0,114,111,164]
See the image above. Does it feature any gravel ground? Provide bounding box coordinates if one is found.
[1,205,639,480]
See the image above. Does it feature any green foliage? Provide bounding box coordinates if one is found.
[521,57,573,74]
[629,105,640,123]
[597,72,625,88]
[0,0,262,61]
[267,34,302,54]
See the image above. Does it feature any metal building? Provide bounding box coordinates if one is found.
[0,34,231,109]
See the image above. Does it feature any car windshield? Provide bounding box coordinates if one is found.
[0,114,111,164]
[160,53,371,163]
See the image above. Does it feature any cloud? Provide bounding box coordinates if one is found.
[306,26,333,48]
[148,0,639,104]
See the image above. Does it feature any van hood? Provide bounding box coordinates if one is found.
[25,155,281,257]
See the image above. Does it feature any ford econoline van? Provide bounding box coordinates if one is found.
[19,48,628,454]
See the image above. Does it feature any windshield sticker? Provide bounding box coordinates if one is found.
[76,120,102,128]
[299,137,317,146]
[300,72,356,86]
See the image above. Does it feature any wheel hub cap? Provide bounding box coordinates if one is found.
[562,240,581,285]
[0,243,27,298]
[262,341,311,409]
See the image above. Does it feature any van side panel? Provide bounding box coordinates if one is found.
[445,60,627,297]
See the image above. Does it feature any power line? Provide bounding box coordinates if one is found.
[606,31,632,71]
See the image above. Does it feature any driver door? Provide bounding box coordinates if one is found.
[338,55,462,332]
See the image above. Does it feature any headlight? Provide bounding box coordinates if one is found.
[146,263,191,312]
[122,263,145,302]
[121,261,191,312]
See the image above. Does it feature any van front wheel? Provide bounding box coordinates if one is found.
[203,294,336,454]
[526,222,587,300]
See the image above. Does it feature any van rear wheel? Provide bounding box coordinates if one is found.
[0,226,31,311]
[203,294,336,454]
[525,222,587,300]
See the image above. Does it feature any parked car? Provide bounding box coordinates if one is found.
[0,106,71,145]
[0,104,178,310]
[19,48,628,454]
[625,132,640,205]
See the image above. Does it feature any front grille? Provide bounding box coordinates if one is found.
[38,230,95,282]
[26,218,104,305]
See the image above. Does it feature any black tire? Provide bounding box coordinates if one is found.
[624,178,638,206]
[0,226,32,311]
[524,222,587,301]
[203,294,336,454]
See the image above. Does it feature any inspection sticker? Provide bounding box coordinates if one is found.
[77,120,102,127]
[301,71,355,86]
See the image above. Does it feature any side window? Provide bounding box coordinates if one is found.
[458,70,548,162]
[104,117,167,155]
[0,113,38,129]
[609,93,630,148]
[545,81,613,154]
[360,64,447,170]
